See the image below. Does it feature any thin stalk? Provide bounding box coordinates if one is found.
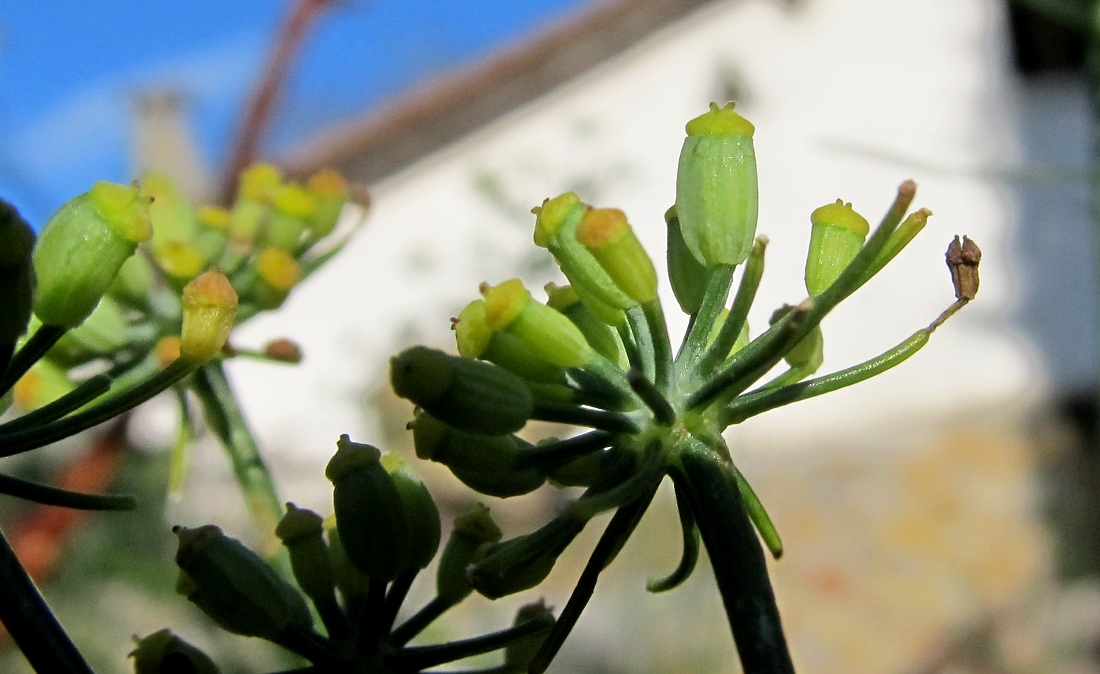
[676,264,735,370]
[625,306,654,381]
[0,523,94,673]
[719,302,965,427]
[0,325,67,397]
[380,567,418,637]
[0,359,194,457]
[191,361,285,561]
[0,473,135,511]
[393,617,553,671]
[627,368,675,425]
[530,400,639,434]
[0,374,112,434]
[698,239,766,376]
[616,322,644,374]
[646,483,700,593]
[529,488,658,674]
[391,595,454,647]
[514,431,612,472]
[641,300,673,391]
[674,444,794,674]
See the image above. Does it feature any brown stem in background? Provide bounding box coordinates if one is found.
[218,0,336,204]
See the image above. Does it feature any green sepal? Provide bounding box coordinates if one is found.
[325,435,412,581]
[130,628,220,674]
[436,504,503,603]
[173,525,312,640]
[391,346,533,435]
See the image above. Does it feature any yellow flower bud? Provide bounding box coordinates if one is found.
[180,271,238,363]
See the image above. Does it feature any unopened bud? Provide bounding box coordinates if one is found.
[325,435,412,581]
[805,199,869,297]
[675,103,758,267]
[469,516,584,599]
[576,208,658,304]
[665,205,709,314]
[0,200,35,347]
[946,235,981,301]
[382,454,441,569]
[264,338,302,363]
[307,170,348,240]
[505,601,556,671]
[390,346,533,435]
[482,279,593,368]
[436,505,502,603]
[130,628,220,674]
[173,524,311,640]
[33,181,152,327]
[265,184,316,251]
[180,271,238,364]
[275,503,338,609]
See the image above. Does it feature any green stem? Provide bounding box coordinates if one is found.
[514,431,612,472]
[698,240,766,376]
[191,361,285,562]
[676,264,735,372]
[530,400,639,433]
[0,473,135,511]
[0,325,67,397]
[641,300,673,392]
[721,327,932,427]
[674,443,795,674]
[0,523,94,673]
[394,616,553,671]
[529,488,658,674]
[391,595,455,647]
[626,306,654,381]
[728,461,783,560]
[0,374,111,434]
[627,369,675,425]
[0,359,194,457]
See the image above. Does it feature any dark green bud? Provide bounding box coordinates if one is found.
[469,515,584,599]
[412,412,545,498]
[382,454,441,569]
[275,503,337,609]
[0,200,35,347]
[33,181,152,327]
[325,435,411,581]
[436,504,502,603]
[130,628,220,674]
[173,525,312,640]
[665,205,709,314]
[391,346,533,435]
[504,601,556,672]
[324,522,371,603]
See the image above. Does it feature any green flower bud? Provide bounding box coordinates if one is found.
[675,102,758,267]
[230,163,282,248]
[391,346,533,435]
[33,181,152,327]
[325,435,411,581]
[665,205,709,314]
[265,184,316,252]
[436,504,502,603]
[239,248,300,310]
[532,193,635,311]
[576,208,658,304]
[180,271,238,364]
[141,172,198,250]
[307,170,348,241]
[153,240,206,288]
[173,525,312,640]
[453,300,567,384]
[381,454,441,569]
[469,516,584,599]
[770,306,823,373]
[45,297,129,367]
[411,411,546,498]
[130,628,220,674]
[805,199,869,297]
[195,206,231,263]
[545,283,623,365]
[504,601,556,672]
[107,254,155,309]
[482,279,592,368]
[0,200,35,347]
[275,503,337,609]
[324,520,371,603]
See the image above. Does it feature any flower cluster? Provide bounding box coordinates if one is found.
[389,102,979,673]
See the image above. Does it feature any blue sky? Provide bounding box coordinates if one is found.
[0,0,591,226]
